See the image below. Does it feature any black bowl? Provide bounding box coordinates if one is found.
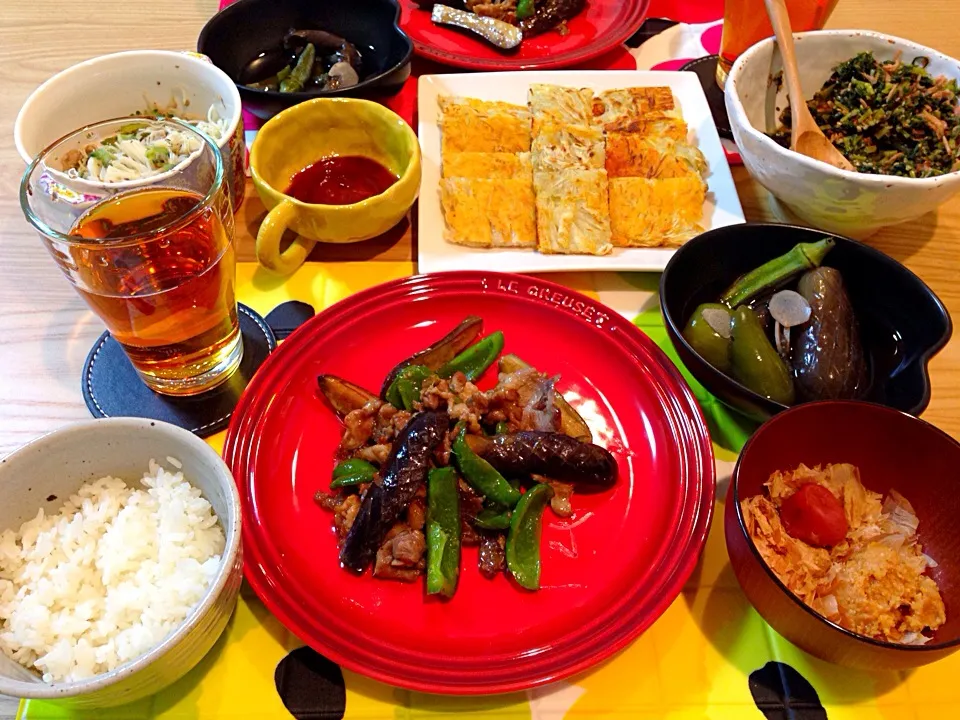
[659,223,952,422]
[197,0,413,120]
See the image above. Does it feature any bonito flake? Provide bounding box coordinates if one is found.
[741,463,945,644]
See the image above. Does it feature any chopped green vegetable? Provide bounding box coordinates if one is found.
[775,51,960,177]
[385,365,433,410]
[280,43,316,93]
[437,331,504,381]
[89,147,116,166]
[516,0,535,20]
[426,467,461,598]
[453,426,521,508]
[330,458,377,488]
[474,507,512,530]
[720,239,834,309]
[145,144,170,167]
[506,483,554,591]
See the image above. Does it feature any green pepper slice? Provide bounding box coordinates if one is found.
[506,483,554,591]
[516,0,535,20]
[330,458,377,489]
[473,507,512,530]
[730,306,796,405]
[437,331,504,381]
[426,467,461,598]
[453,426,521,508]
[720,239,835,308]
[280,43,315,93]
[494,421,510,435]
[385,365,432,410]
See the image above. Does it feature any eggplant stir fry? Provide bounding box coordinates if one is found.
[314,316,618,595]
[419,0,585,40]
[239,28,363,93]
[683,239,868,405]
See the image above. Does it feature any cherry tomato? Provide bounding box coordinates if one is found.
[780,483,848,547]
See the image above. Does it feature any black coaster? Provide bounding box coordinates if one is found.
[264,300,315,340]
[679,55,733,139]
[81,304,277,438]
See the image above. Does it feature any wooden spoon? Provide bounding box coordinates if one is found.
[763,0,855,171]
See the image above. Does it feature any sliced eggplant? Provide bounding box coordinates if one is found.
[318,375,378,417]
[465,432,617,489]
[380,316,483,399]
[791,267,868,401]
[340,411,449,572]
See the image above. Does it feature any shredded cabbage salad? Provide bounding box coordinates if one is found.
[62,95,232,184]
[63,121,204,183]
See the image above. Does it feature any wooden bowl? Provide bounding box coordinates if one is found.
[726,401,960,669]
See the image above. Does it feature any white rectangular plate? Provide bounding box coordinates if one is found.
[417,70,745,274]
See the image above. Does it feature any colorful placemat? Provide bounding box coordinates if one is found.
[19,263,960,720]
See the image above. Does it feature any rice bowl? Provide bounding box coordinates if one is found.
[0,460,225,683]
[0,419,241,708]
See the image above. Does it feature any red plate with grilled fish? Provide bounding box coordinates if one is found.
[223,271,714,694]
[400,0,650,71]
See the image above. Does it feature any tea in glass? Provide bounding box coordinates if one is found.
[716,0,840,86]
[21,118,241,396]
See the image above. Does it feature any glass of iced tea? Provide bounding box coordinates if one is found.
[716,0,840,86]
[20,117,241,396]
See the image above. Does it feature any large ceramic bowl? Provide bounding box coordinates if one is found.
[726,30,960,238]
[659,223,952,422]
[14,50,246,212]
[726,401,960,669]
[0,419,242,708]
[198,0,413,120]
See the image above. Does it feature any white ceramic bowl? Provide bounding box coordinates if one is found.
[0,419,242,708]
[726,30,960,238]
[14,50,246,211]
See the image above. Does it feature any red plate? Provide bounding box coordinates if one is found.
[400,1,650,71]
[224,272,714,694]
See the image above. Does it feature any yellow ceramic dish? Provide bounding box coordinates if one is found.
[250,98,421,274]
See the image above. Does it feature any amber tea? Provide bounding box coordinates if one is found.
[69,187,241,395]
[717,0,840,86]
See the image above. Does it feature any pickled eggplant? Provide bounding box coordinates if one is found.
[792,267,868,401]
[730,306,796,405]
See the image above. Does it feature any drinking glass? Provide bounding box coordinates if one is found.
[20,118,242,396]
[716,0,840,87]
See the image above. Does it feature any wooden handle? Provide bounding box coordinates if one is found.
[763,0,813,146]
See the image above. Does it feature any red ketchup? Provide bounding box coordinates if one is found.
[284,156,398,205]
[780,483,849,548]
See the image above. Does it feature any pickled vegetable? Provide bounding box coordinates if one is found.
[720,239,834,309]
[682,303,732,373]
[730,306,796,405]
[792,267,868,401]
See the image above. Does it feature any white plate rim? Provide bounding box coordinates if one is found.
[416,70,746,274]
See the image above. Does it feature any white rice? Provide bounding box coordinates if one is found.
[0,461,224,683]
